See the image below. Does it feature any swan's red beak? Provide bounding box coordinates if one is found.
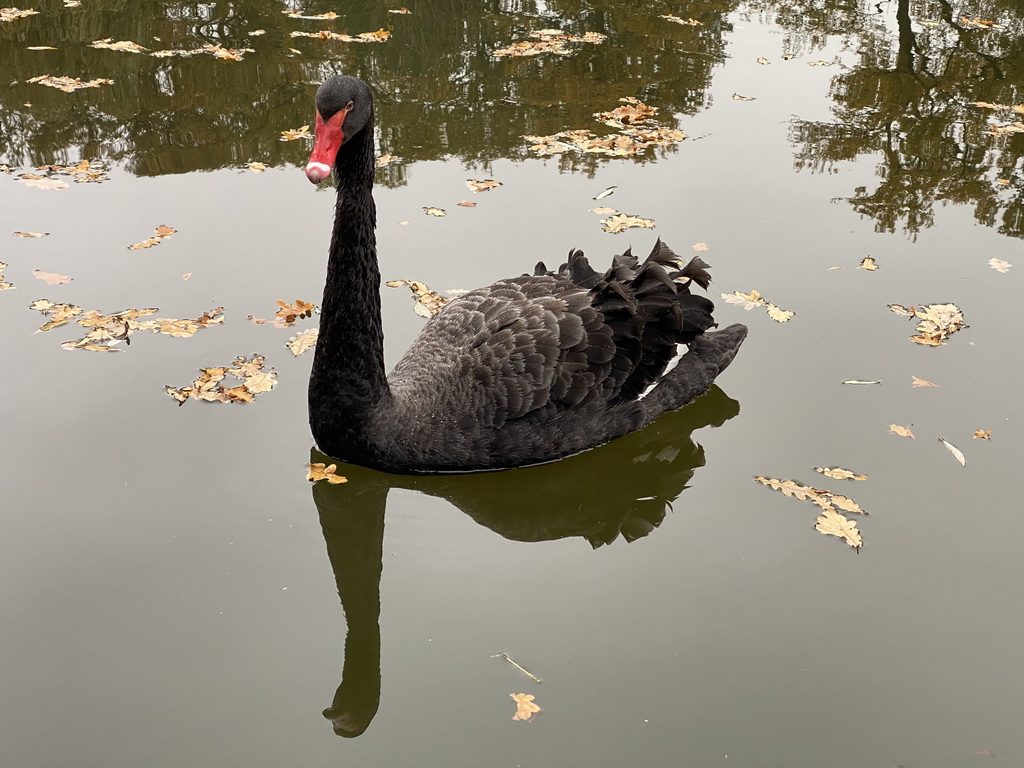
[305,109,346,184]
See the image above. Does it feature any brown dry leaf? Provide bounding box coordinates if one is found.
[938,438,966,467]
[27,74,114,92]
[692,242,708,251]
[510,693,542,722]
[732,93,756,101]
[35,159,109,183]
[287,328,318,356]
[280,125,311,141]
[167,354,276,405]
[588,206,617,214]
[889,302,967,346]
[247,29,266,36]
[912,376,938,387]
[754,476,828,503]
[63,0,79,6]
[985,122,1024,137]
[815,507,863,550]
[988,258,1012,273]
[265,299,317,326]
[32,270,72,285]
[182,273,191,280]
[283,10,339,19]
[0,261,13,291]
[466,178,502,193]
[127,225,175,250]
[375,154,401,167]
[247,162,267,172]
[388,7,412,14]
[525,98,684,158]
[756,56,770,64]
[960,15,1004,28]
[13,231,48,237]
[1,8,39,22]
[457,201,477,208]
[973,429,992,440]
[386,279,451,317]
[859,257,879,270]
[814,467,867,481]
[89,39,149,53]
[807,60,832,66]
[720,289,795,323]
[494,29,605,57]
[601,213,655,234]
[307,462,348,484]
[889,424,915,439]
[32,300,223,350]
[18,176,69,190]
[659,14,701,25]
[289,28,390,43]
[423,206,446,217]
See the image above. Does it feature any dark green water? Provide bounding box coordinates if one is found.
[2,1,1023,766]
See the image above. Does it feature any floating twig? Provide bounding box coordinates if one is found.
[492,653,542,683]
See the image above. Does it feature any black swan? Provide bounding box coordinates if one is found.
[305,75,747,474]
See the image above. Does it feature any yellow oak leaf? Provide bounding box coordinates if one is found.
[510,693,541,722]
[307,462,348,484]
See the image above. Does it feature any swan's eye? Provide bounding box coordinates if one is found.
[345,100,354,111]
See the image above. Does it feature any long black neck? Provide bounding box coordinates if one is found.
[309,119,388,457]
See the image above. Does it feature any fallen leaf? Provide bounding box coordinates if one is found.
[890,302,967,346]
[283,10,339,19]
[307,462,348,484]
[252,299,318,327]
[375,154,401,167]
[841,379,881,385]
[1,8,39,22]
[289,28,390,43]
[166,354,275,404]
[13,231,48,237]
[691,242,708,251]
[247,29,266,36]
[280,125,311,141]
[814,467,867,481]
[588,206,617,214]
[889,424,915,439]
[510,693,541,722]
[182,273,191,280]
[732,93,756,101]
[466,178,502,192]
[287,327,318,356]
[754,475,867,514]
[423,207,446,217]
[26,45,58,50]
[720,289,795,323]
[756,56,770,64]
[27,74,114,92]
[960,15,1004,29]
[387,7,411,14]
[456,201,476,207]
[912,376,938,387]
[247,162,267,172]
[128,225,175,250]
[973,429,992,440]
[938,438,966,467]
[601,213,654,234]
[988,258,1011,273]
[0,261,13,290]
[807,60,832,66]
[89,39,149,53]
[859,257,879,270]
[386,279,452,317]
[659,14,701,25]
[18,177,69,190]
[31,301,224,349]
[525,98,685,158]
[815,506,863,550]
[494,29,605,57]
[32,270,72,285]
[593,185,616,200]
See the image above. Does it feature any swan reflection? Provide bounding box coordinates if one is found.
[311,386,739,737]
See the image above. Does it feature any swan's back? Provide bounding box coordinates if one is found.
[372,240,746,472]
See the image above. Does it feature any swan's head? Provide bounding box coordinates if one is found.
[305,75,373,184]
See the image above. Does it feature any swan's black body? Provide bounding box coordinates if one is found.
[306,76,747,474]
